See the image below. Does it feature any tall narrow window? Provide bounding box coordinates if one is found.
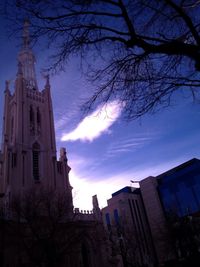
[30,105,34,122]
[105,213,111,231]
[11,153,17,168]
[36,107,41,135]
[32,142,40,181]
[11,116,14,142]
[30,105,35,135]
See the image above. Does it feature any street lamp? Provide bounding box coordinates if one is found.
[130,180,138,183]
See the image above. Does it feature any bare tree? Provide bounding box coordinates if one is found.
[0,188,113,267]
[6,189,75,267]
[0,189,95,267]
[107,215,150,267]
[2,0,200,119]
[166,212,200,265]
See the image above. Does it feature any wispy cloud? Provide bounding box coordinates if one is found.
[61,101,122,142]
[55,115,69,131]
[106,135,156,158]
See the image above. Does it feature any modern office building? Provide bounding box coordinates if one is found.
[157,158,200,217]
[140,158,200,265]
[103,158,200,267]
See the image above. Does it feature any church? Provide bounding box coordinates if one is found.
[0,21,116,267]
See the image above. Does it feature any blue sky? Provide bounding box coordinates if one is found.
[0,18,200,210]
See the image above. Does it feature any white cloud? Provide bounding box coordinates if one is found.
[105,136,156,157]
[61,101,122,142]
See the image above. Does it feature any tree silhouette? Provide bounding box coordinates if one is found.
[106,214,152,267]
[164,212,200,267]
[0,188,110,267]
[2,0,200,119]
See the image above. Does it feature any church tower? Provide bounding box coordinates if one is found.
[0,21,117,267]
[0,21,72,210]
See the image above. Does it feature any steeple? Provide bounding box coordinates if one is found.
[22,20,30,49]
[0,21,72,211]
[18,20,38,90]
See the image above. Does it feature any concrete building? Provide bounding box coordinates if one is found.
[102,186,156,267]
[140,176,174,266]
[0,21,114,267]
[103,158,200,267]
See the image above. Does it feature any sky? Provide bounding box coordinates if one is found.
[0,16,200,211]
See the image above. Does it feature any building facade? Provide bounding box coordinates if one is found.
[0,21,114,267]
[140,158,200,266]
[102,186,156,267]
[157,158,200,217]
[0,21,72,212]
[103,158,200,267]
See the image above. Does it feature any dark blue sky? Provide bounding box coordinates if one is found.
[0,17,200,210]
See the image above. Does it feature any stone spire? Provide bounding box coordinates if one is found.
[22,20,30,49]
[18,20,38,90]
[92,195,101,220]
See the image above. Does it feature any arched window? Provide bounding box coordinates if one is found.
[36,107,41,135]
[37,107,41,124]
[32,142,40,181]
[30,105,35,135]
[11,116,14,142]
[30,105,34,122]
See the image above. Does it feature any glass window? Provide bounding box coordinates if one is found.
[105,213,111,230]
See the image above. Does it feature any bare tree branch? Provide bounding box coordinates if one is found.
[2,0,200,120]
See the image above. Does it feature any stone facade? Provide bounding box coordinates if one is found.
[0,21,72,209]
[102,186,156,267]
[0,21,114,267]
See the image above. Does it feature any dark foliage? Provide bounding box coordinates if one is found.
[0,189,103,267]
[166,212,200,266]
